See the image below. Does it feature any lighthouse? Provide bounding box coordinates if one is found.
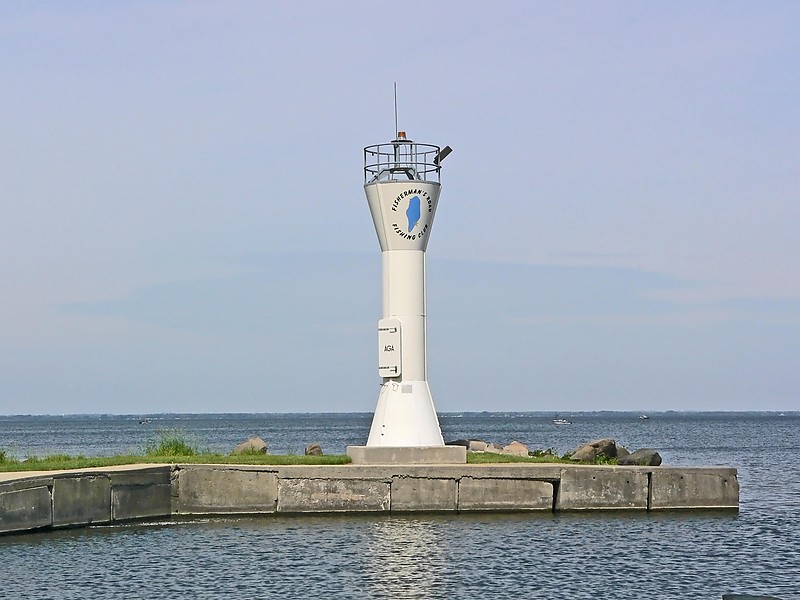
[347,131,463,464]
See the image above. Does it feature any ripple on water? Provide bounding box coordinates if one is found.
[1,512,797,599]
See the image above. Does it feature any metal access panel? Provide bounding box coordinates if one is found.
[378,318,402,378]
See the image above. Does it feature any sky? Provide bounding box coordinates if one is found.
[1,1,798,415]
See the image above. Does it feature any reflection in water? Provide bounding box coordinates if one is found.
[360,516,446,598]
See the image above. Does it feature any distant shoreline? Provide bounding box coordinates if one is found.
[1,410,797,418]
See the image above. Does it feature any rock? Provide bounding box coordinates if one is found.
[570,438,617,461]
[304,443,323,456]
[445,439,470,448]
[484,443,504,454]
[502,441,529,457]
[618,448,662,466]
[468,440,488,452]
[617,446,631,459]
[570,445,597,461]
[232,436,268,454]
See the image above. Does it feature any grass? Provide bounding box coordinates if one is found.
[592,453,619,465]
[0,452,352,473]
[0,430,352,473]
[468,452,571,464]
[1,450,616,472]
[0,434,617,473]
[467,451,617,465]
[144,430,199,457]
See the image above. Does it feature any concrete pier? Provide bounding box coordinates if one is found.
[0,463,738,535]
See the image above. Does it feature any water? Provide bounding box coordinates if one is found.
[1,412,799,599]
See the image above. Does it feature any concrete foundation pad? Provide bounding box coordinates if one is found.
[556,466,649,510]
[1,462,739,535]
[391,477,457,511]
[52,475,112,527]
[173,466,278,514]
[110,467,172,521]
[346,445,467,464]
[459,477,554,511]
[650,468,739,509]
[278,478,391,513]
[0,485,53,533]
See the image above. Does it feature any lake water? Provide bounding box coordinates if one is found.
[1,412,798,599]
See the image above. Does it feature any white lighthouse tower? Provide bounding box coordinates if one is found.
[347,131,464,464]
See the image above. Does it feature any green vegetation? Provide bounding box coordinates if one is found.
[145,429,199,457]
[0,434,618,473]
[0,452,351,473]
[468,452,568,464]
[529,448,560,458]
[0,431,351,473]
[231,446,269,456]
[1,454,138,472]
[467,451,617,465]
[592,453,619,465]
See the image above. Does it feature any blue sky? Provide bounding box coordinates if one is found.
[1,1,798,414]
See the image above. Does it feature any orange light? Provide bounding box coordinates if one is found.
[397,131,406,139]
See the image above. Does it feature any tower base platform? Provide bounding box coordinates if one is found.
[346,445,467,465]
[2,463,739,536]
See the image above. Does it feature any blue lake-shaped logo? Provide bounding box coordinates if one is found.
[406,196,421,232]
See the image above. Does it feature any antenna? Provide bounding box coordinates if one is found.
[393,82,398,138]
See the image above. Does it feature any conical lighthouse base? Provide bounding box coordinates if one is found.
[346,381,466,465]
[367,381,442,447]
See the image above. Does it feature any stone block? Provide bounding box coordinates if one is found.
[173,466,277,514]
[0,475,53,493]
[391,477,457,511]
[459,477,553,511]
[650,468,739,509]
[112,484,172,521]
[278,478,390,513]
[108,467,171,488]
[556,467,648,510]
[53,476,112,527]
[0,485,52,533]
[110,467,173,521]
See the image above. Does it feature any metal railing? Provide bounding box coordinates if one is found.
[364,140,441,183]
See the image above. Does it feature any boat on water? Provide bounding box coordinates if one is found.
[553,418,572,425]
[639,415,650,420]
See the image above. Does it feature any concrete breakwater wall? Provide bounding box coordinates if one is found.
[0,463,739,535]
